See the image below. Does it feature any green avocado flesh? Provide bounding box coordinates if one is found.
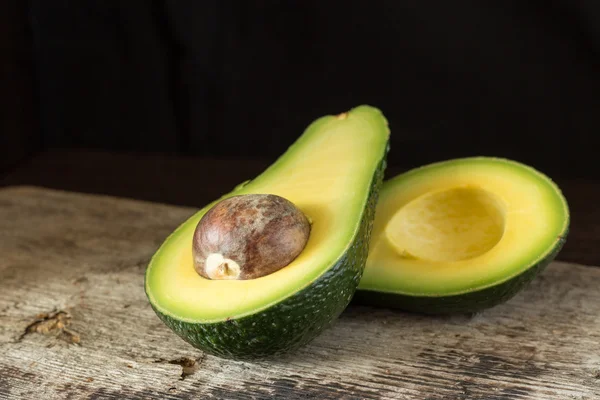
[145,105,390,359]
[354,157,569,314]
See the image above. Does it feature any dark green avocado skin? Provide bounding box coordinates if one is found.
[353,231,567,315]
[148,151,388,360]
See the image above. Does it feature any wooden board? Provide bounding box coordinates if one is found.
[1,186,599,400]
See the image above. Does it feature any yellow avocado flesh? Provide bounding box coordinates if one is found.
[360,157,569,296]
[146,106,389,322]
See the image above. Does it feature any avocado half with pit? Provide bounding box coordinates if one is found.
[145,105,390,359]
[355,157,569,314]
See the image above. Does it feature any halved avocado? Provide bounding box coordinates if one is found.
[355,157,569,314]
[145,105,390,359]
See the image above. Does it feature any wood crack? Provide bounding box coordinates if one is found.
[18,310,81,344]
[153,354,205,380]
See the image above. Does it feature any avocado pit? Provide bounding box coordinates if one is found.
[192,194,311,280]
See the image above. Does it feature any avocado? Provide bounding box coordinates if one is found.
[354,157,569,314]
[145,105,390,359]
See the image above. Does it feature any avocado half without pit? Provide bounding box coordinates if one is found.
[355,157,570,314]
[144,105,390,359]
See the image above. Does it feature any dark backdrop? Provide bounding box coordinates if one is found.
[3,0,600,178]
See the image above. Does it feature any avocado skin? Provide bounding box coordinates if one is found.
[148,152,387,360]
[353,232,567,315]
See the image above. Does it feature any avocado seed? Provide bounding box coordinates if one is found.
[192,194,311,280]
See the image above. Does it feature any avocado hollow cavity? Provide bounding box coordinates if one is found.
[192,194,311,280]
[385,186,506,262]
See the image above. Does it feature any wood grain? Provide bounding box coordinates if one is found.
[0,186,599,399]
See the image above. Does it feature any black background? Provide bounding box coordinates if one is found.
[2,1,600,186]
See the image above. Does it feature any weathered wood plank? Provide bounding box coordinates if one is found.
[1,186,599,399]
